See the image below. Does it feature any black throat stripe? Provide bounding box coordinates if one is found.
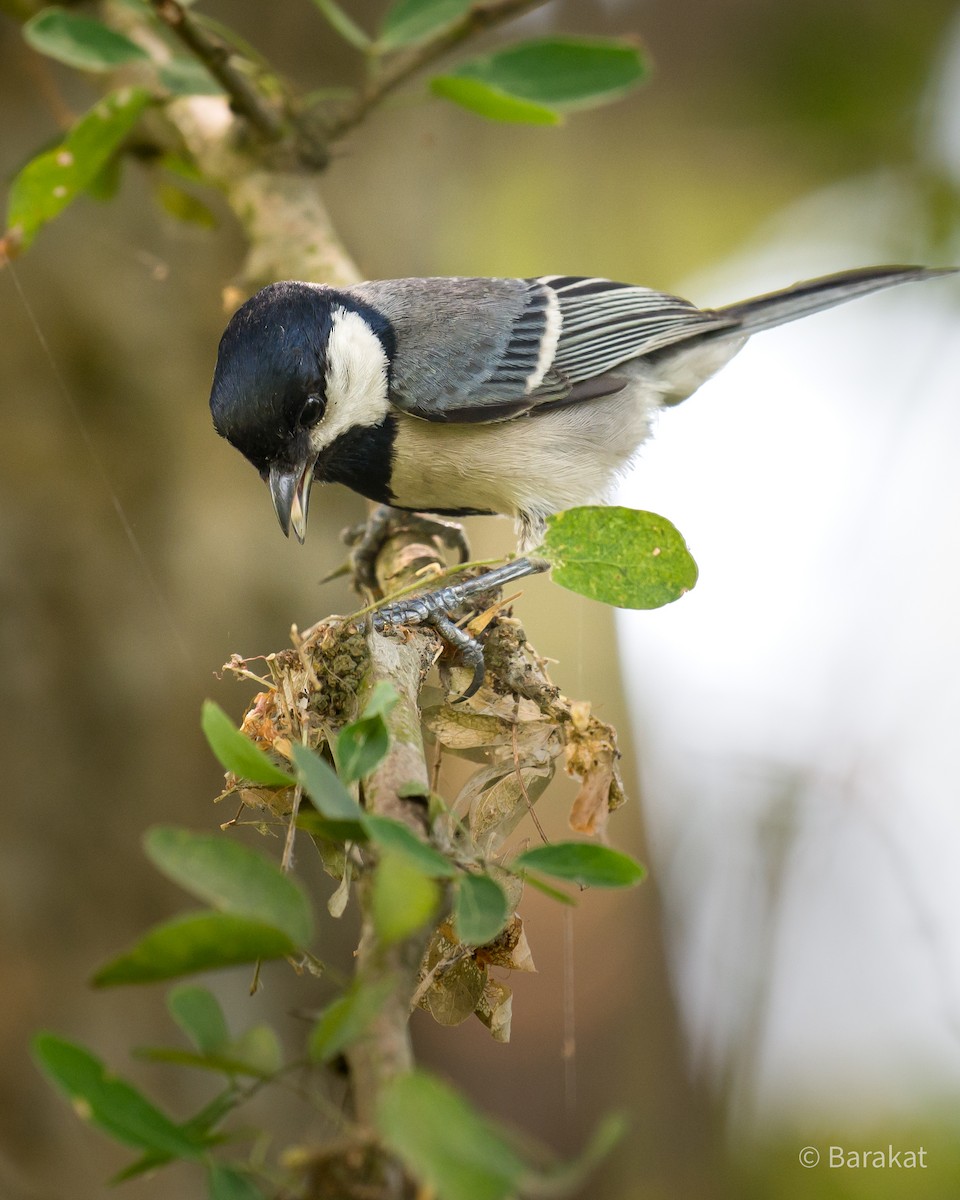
[315,415,397,505]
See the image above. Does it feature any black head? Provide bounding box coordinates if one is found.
[210,281,334,473]
[209,281,394,541]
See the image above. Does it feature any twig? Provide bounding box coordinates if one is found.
[326,0,552,140]
[149,0,286,143]
[344,555,441,1130]
[511,696,548,844]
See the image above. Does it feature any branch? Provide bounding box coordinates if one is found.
[149,0,286,144]
[345,626,438,1129]
[326,0,552,141]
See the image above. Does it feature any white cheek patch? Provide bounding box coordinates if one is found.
[309,307,391,455]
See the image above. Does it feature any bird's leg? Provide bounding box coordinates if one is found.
[371,556,550,700]
[343,505,470,595]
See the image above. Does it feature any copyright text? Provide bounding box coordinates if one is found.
[799,1144,927,1169]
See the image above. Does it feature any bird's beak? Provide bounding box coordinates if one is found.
[268,459,316,544]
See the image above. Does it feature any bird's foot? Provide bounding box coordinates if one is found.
[371,556,549,701]
[342,506,470,595]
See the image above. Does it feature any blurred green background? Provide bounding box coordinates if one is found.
[2,1,960,1197]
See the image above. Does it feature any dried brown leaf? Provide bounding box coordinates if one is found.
[475,977,513,1043]
[419,931,487,1026]
[424,707,513,751]
[477,916,536,974]
[563,702,625,835]
[459,760,554,845]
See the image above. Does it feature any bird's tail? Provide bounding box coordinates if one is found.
[714,265,955,335]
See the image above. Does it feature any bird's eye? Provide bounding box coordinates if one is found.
[298,394,325,428]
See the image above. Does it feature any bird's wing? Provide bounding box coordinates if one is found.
[536,275,738,389]
[348,275,738,424]
[347,277,563,422]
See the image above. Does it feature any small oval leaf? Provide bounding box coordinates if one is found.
[378,1070,529,1200]
[435,36,648,121]
[158,56,223,96]
[227,1024,283,1077]
[513,842,646,889]
[430,75,561,125]
[201,700,295,787]
[454,873,510,945]
[308,0,373,51]
[208,1163,269,1200]
[292,743,364,820]
[371,852,440,945]
[309,978,395,1063]
[145,826,313,947]
[6,87,151,251]
[32,1033,207,1158]
[24,8,150,72]
[362,681,401,720]
[337,714,389,784]
[92,911,298,986]
[378,0,471,50]
[167,984,229,1054]
[537,506,698,609]
[154,180,218,229]
[364,814,457,878]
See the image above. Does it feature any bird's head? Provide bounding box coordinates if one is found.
[209,281,393,542]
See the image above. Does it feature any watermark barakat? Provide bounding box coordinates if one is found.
[798,1144,928,1169]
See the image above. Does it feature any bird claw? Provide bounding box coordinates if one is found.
[371,556,549,701]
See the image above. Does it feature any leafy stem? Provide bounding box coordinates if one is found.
[325,0,552,140]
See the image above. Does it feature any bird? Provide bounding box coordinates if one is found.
[209,266,953,556]
[210,264,955,695]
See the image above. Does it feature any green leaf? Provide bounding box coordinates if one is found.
[362,680,401,720]
[537,506,698,609]
[111,1150,176,1185]
[84,154,123,202]
[154,180,218,229]
[24,7,150,72]
[535,1112,628,1195]
[513,842,645,889]
[309,977,395,1063]
[145,826,313,947]
[168,984,229,1054]
[433,36,648,124]
[208,1163,268,1200]
[6,87,150,251]
[454,873,510,945]
[112,1091,241,1183]
[371,852,440,946]
[227,1024,283,1077]
[429,76,560,125]
[184,1086,241,1138]
[334,682,400,783]
[111,1087,240,1183]
[159,56,223,96]
[136,1022,281,1080]
[292,743,364,820]
[308,0,372,51]
[91,911,298,986]
[337,714,389,784]
[364,815,457,878]
[378,0,471,51]
[296,808,368,845]
[201,700,295,787]
[522,872,576,905]
[32,1034,207,1158]
[134,1045,274,1079]
[378,1069,528,1200]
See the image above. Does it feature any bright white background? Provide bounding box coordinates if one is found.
[617,148,960,1128]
